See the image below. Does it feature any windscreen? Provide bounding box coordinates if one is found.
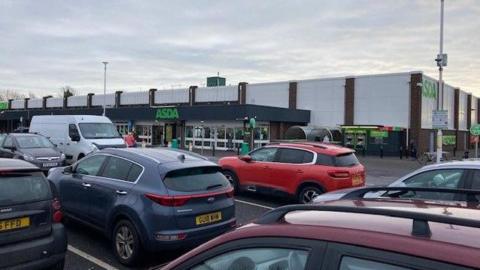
[16,136,54,149]
[163,166,230,192]
[0,172,52,207]
[79,123,121,139]
[335,153,359,167]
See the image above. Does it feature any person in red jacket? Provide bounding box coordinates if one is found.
[124,131,137,147]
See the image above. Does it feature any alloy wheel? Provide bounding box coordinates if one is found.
[115,225,135,260]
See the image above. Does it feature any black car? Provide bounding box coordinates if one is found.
[0,158,67,269]
[0,133,66,171]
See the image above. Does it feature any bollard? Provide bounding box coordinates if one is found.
[188,142,193,152]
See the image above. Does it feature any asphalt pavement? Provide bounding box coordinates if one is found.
[63,155,422,270]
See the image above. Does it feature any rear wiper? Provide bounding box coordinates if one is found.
[206,184,223,190]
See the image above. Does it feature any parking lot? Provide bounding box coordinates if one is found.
[63,156,421,270]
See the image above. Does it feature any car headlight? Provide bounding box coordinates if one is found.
[90,143,98,151]
[60,153,66,160]
[23,154,35,161]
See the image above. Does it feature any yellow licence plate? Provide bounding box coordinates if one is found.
[195,212,222,225]
[0,217,30,232]
[352,175,363,186]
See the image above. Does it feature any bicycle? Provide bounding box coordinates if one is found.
[417,151,448,166]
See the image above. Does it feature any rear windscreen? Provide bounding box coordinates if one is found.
[163,166,230,192]
[335,153,359,167]
[0,172,52,207]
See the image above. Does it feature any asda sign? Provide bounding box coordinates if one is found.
[422,78,437,100]
[155,107,179,120]
[0,102,7,110]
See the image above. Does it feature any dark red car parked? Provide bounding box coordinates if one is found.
[219,142,365,203]
[161,187,480,270]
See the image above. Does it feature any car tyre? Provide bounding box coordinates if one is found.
[223,170,239,194]
[112,220,142,266]
[49,259,65,270]
[298,185,323,204]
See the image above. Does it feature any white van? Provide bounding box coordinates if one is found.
[30,115,126,163]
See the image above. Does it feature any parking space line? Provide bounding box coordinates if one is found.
[234,199,274,210]
[68,245,119,270]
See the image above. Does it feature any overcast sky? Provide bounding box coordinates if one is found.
[0,0,479,96]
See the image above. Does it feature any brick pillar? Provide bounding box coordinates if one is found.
[115,91,123,108]
[87,93,94,108]
[238,82,248,104]
[188,86,197,106]
[24,98,29,109]
[409,73,423,152]
[467,94,472,129]
[149,88,157,106]
[7,99,12,110]
[454,88,459,130]
[42,96,52,109]
[478,99,480,125]
[344,77,355,125]
[288,82,297,109]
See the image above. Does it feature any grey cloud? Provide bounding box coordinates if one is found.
[0,0,479,97]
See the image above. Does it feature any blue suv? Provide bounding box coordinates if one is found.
[48,148,236,265]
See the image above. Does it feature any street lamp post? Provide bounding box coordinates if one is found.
[435,0,446,163]
[102,61,108,116]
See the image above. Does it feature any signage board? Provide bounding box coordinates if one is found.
[370,130,388,138]
[155,107,179,120]
[470,124,480,136]
[422,78,437,100]
[442,135,456,146]
[432,110,448,129]
[0,102,7,110]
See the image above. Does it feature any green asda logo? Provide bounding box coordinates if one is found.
[422,79,437,99]
[0,102,7,110]
[155,107,179,120]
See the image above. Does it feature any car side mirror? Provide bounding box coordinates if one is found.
[5,145,16,151]
[63,166,73,174]
[239,155,253,162]
[70,134,80,142]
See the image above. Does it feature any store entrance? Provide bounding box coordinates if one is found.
[164,123,177,145]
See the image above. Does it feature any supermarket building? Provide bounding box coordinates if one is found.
[0,71,478,156]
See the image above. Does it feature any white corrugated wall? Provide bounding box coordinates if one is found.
[354,73,410,127]
[28,99,43,108]
[92,93,115,106]
[246,82,289,108]
[67,96,87,107]
[46,98,63,108]
[297,78,345,127]
[11,100,24,109]
[154,89,189,104]
[195,86,237,102]
[121,91,149,105]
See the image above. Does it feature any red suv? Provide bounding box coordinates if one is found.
[161,187,480,270]
[219,142,365,203]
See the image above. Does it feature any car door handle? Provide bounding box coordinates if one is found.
[116,190,128,195]
[81,183,91,188]
[263,165,269,169]
[296,170,304,174]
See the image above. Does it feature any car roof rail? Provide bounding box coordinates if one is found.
[254,204,480,237]
[339,186,480,203]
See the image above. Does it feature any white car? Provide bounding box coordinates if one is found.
[314,160,480,203]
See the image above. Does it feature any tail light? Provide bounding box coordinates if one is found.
[52,198,63,223]
[145,194,190,207]
[145,187,235,207]
[328,170,351,179]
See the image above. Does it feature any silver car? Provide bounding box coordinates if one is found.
[314,160,480,202]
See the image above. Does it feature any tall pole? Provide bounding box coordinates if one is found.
[436,0,445,163]
[102,61,108,116]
